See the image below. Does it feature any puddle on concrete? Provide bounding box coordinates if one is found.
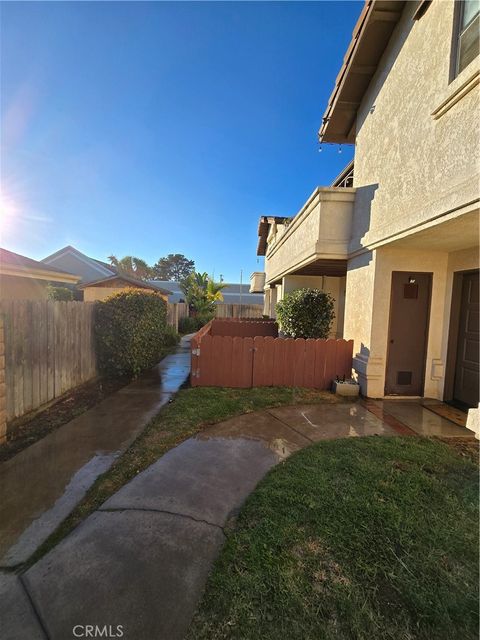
[0,338,192,567]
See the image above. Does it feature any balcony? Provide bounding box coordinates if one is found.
[258,187,356,283]
[249,271,266,293]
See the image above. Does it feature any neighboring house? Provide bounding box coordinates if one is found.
[152,280,264,306]
[42,245,116,284]
[79,275,171,302]
[256,1,479,428]
[0,248,80,300]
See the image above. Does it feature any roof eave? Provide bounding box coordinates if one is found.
[0,265,81,283]
[318,0,406,144]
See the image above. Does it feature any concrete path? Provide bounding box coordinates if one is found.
[10,402,398,640]
[0,335,192,568]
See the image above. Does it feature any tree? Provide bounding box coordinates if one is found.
[180,271,227,323]
[108,255,152,281]
[151,254,195,281]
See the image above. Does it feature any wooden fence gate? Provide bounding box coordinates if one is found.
[191,334,353,389]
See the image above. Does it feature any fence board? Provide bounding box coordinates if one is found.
[293,339,306,387]
[1,301,98,421]
[241,337,254,387]
[220,336,233,386]
[304,339,316,388]
[14,301,25,418]
[46,301,55,400]
[37,301,48,406]
[272,338,286,387]
[3,302,15,418]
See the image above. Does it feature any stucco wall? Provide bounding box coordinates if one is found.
[282,275,346,338]
[347,244,479,401]
[0,275,49,301]
[352,0,480,253]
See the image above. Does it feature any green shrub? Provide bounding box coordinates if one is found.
[178,316,198,334]
[178,315,212,334]
[95,289,167,377]
[276,288,335,339]
[47,285,74,301]
[164,325,181,347]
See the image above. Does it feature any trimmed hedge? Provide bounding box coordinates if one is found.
[276,288,335,339]
[95,289,168,377]
[178,315,212,334]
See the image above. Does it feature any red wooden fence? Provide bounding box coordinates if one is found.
[191,321,353,389]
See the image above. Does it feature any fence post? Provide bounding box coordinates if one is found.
[0,316,6,443]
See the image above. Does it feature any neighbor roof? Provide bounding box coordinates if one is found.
[319,0,406,144]
[78,273,172,295]
[0,248,80,283]
[43,245,115,281]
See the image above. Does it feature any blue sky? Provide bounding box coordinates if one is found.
[1,1,359,282]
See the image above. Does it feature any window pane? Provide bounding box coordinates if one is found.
[461,0,480,29]
[458,14,480,73]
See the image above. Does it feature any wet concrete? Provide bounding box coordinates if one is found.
[371,399,473,437]
[18,401,402,640]
[8,396,472,639]
[0,335,192,568]
[23,510,224,640]
[0,571,46,640]
[270,402,397,440]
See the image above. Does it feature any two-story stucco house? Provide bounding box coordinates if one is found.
[256,0,479,429]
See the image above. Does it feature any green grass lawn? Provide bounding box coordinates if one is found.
[188,437,479,640]
[25,386,339,568]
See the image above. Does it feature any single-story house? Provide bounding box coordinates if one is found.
[0,248,80,300]
[78,274,171,302]
[42,245,116,285]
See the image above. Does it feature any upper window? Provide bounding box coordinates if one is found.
[454,0,480,77]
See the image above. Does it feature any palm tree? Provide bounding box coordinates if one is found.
[180,272,226,316]
[108,255,152,281]
[206,278,226,302]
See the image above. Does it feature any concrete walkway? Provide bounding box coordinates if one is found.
[0,335,192,569]
[2,396,474,640]
[3,401,400,640]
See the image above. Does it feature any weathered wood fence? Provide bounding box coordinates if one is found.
[166,303,263,330]
[166,303,189,331]
[215,304,264,319]
[191,320,353,389]
[1,301,97,422]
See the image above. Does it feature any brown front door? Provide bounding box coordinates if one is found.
[385,271,432,396]
[453,271,479,408]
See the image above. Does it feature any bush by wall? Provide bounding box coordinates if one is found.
[178,316,211,334]
[95,289,167,377]
[164,325,181,347]
[276,288,335,339]
[47,285,74,301]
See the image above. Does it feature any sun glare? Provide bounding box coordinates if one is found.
[0,191,19,238]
